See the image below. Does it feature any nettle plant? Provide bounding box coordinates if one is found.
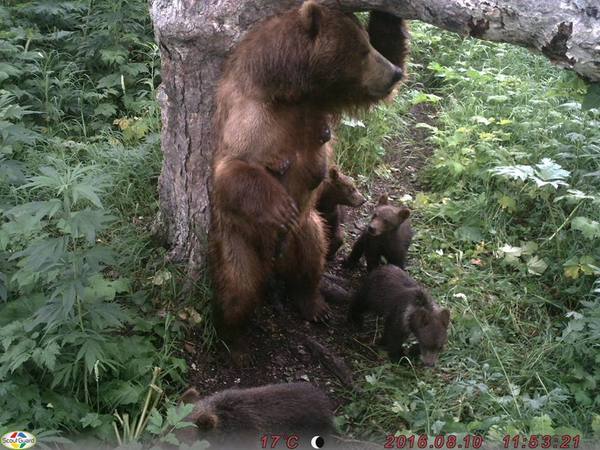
[0,158,184,437]
[1,159,119,425]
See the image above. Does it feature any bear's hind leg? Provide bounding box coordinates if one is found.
[278,211,331,322]
[211,236,269,364]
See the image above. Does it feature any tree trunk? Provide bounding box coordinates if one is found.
[150,0,600,271]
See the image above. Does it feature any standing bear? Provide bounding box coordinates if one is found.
[344,194,413,271]
[316,166,366,260]
[209,1,409,355]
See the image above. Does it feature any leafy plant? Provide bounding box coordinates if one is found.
[0,1,185,445]
[339,22,600,442]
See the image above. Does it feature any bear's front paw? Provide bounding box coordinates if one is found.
[267,197,300,232]
[302,294,331,322]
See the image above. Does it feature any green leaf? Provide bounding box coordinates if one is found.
[84,246,116,271]
[490,159,570,189]
[534,158,570,183]
[105,380,142,406]
[146,408,164,435]
[0,62,23,81]
[499,244,522,263]
[4,200,62,222]
[94,103,117,118]
[563,258,581,279]
[411,92,441,105]
[0,159,27,185]
[571,216,600,240]
[86,275,130,301]
[0,337,36,376]
[81,412,103,429]
[152,270,172,286]
[527,256,548,276]
[32,341,60,370]
[59,209,115,244]
[10,237,67,274]
[86,300,129,328]
[76,338,105,373]
[100,48,128,66]
[122,63,147,76]
[97,74,122,89]
[498,195,516,211]
[455,225,483,242]
[580,256,600,275]
[166,404,195,427]
[520,241,538,256]
[529,414,554,435]
[490,164,534,182]
[72,183,104,208]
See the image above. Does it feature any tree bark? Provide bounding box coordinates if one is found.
[150,0,600,271]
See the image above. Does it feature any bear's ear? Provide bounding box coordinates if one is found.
[377,194,388,205]
[439,309,451,328]
[181,387,201,404]
[398,206,410,221]
[329,166,339,180]
[196,412,219,431]
[300,1,322,38]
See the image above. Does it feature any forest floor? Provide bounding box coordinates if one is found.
[183,103,437,416]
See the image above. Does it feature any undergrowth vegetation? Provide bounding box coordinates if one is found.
[1,1,599,447]
[0,1,197,448]
[338,24,600,442]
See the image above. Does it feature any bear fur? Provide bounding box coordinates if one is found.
[316,166,366,260]
[344,194,413,271]
[349,264,450,367]
[209,1,407,353]
[176,383,334,449]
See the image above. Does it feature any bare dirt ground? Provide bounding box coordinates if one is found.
[184,102,437,422]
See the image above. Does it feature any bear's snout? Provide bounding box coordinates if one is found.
[362,50,404,99]
[391,66,404,84]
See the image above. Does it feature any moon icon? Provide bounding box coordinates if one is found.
[311,435,325,449]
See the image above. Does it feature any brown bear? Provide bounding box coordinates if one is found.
[176,383,334,449]
[343,194,413,271]
[348,264,450,367]
[316,166,366,260]
[209,1,408,356]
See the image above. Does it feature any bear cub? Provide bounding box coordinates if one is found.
[344,194,413,271]
[317,166,366,260]
[176,383,334,448]
[349,265,450,367]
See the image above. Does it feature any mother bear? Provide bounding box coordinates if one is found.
[210,1,409,355]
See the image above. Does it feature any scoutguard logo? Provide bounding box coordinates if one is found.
[1,431,36,449]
